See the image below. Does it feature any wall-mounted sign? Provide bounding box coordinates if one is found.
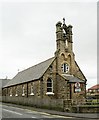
[75,82,80,88]
[75,88,81,92]
[75,82,81,93]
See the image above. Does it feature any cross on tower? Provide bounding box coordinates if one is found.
[63,18,65,24]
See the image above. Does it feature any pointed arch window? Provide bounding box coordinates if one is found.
[30,83,34,95]
[22,85,25,96]
[10,88,12,96]
[46,78,54,95]
[15,86,18,96]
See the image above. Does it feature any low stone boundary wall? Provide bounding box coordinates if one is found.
[2,96,99,113]
[72,105,99,113]
[2,96,64,111]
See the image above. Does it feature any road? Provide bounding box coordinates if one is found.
[1,103,73,119]
[0,102,98,120]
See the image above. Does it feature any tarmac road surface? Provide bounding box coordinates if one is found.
[0,102,98,120]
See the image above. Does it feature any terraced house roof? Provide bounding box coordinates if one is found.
[88,84,99,90]
[3,57,55,88]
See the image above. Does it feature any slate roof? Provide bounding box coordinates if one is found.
[3,57,55,88]
[62,74,85,83]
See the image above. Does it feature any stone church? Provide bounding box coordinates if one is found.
[2,19,87,102]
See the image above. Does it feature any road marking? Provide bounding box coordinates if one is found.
[38,112,51,116]
[26,109,51,115]
[26,110,41,114]
[2,104,72,119]
[3,109,22,115]
[42,115,53,118]
[51,115,72,118]
[31,116,37,118]
[25,109,72,118]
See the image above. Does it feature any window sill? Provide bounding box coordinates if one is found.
[15,94,18,97]
[30,93,34,96]
[46,92,54,95]
[22,94,25,96]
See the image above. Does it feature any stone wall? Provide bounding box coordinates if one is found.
[41,60,57,99]
[70,83,85,100]
[2,96,99,113]
[2,80,41,97]
[2,96,63,111]
[56,74,69,99]
[72,106,99,113]
[2,52,86,101]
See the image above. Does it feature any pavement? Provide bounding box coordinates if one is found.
[2,102,99,119]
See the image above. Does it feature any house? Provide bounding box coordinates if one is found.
[87,84,99,99]
[0,78,11,87]
[0,78,10,100]
[2,19,87,103]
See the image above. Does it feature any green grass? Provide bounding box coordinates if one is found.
[92,99,99,103]
[80,104,99,107]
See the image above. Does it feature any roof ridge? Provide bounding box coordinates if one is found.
[3,56,55,88]
[75,61,87,81]
[88,84,99,90]
[18,57,55,73]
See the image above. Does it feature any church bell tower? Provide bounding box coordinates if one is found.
[55,18,74,75]
[55,19,86,100]
[56,18,73,53]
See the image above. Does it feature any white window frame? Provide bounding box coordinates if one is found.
[46,78,54,95]
[89,89,92,92]
[30,83,34,95]
[15,87,18,97]
[10,88,12,97]
[22,85,25,96]
[61,63,69,73]
[93,89,96,92]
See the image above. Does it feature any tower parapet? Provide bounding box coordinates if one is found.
[56,18,73,53]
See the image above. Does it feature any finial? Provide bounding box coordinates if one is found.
[63,18,65,24]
